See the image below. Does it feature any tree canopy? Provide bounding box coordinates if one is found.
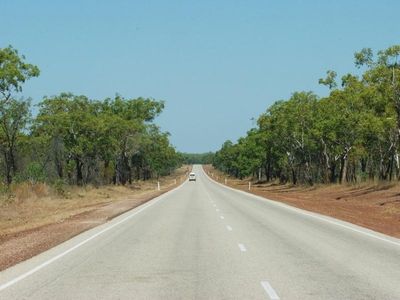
[0,46,181,186]
[214,45,400,185]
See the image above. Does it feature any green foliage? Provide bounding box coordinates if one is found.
[214,45,400,185]
[0,46,39,100]
[318,70,337,90]
[0,98,31,185]
[17,162,46,184]
[31,93,180,185]
[53,179,67,197]
[0,46,38,185]
[0,46,181,186]
[180,152,215,165]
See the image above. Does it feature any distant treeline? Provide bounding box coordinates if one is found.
[0,46,181,187]
[214,45,400,185]
[180,152,214,165]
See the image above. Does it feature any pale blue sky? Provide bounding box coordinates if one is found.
[1,0,399,152]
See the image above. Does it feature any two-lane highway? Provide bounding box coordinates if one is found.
[1,165,400,299]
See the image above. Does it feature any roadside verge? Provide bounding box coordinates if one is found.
[0,167,189,271]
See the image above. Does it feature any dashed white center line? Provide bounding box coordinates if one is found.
[226,225,232,231]
[261,281,280,299]
[213,204,217,207]
[216,208,220,212]
[238,243,247,252]
[220,215,225,220]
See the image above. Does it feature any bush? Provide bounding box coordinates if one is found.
[15,162,46,184]
[53,179,67,197]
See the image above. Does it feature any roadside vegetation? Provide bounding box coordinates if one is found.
[214,45,400,185]
[180,152,214,165]
[0,45,187,269]
[0,45,182,200]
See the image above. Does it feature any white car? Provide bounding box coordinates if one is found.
[189,172,196,181]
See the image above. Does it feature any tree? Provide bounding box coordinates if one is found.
[0,46,39,185]
[32,93,177,186]
[0,46,39,104]
[100,96,165,184]
[33,93,101,185]
[354,46,400,179]
[0,99,30,184]
[214,45,400,184]
[180,152,215,165]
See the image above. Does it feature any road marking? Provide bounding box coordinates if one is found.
[202,168,400,248]
[216,208,220,212]
[261,281,280,299]
[204,187,214,203]
[213,204,217,207]
[220,215,225,220]
[226,225,233,231]
[238,243,247,252]
[0,182,185,292]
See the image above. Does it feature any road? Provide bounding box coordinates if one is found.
[1,165,400,299]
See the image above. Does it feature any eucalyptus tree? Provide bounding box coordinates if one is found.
[0,46,39,185]
[0,98,31,184]
[354,45,400,179]
[0,46,39,104]
[213,45,400,185]
[234,129,264,180]
[33,93,100,185]
[100,96,165,184]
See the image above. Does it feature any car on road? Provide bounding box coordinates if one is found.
[189,172,196,181]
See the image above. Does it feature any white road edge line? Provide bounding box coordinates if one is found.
[226,225,233,231]
[220,215,225,220]
[238,243,247,252]
[261,281,280,300]
[202,168,400,248]
[0,182,185,292]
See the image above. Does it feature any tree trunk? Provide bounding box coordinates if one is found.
[330,163,336,183]
[303,159,313,185]
[55,159,63,178]
[265,161,271,182]
[75,158,83,185]
[9,147,16,178]
[4,152,12,185]
[389,155,394,181]
[291,167,297,185]
[340,155,348,184]
[103,160,110,184]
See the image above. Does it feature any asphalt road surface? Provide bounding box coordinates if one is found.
[1,165,400,299]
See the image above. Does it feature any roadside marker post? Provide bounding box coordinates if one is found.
[225,178,227,185]
[174,179,177,185]
[157,181,160,191]
[248,182,251,191]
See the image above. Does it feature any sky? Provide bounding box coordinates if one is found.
[1,0,399,153]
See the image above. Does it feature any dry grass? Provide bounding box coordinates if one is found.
[0,166,190,237]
